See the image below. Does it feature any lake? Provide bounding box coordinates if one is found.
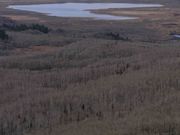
[173,34,180,39]
[8,3,163,20]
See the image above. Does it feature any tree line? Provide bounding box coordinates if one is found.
[0,23,50,41]
[3,23,50,33]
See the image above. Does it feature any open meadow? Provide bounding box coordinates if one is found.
[0,0,180,135]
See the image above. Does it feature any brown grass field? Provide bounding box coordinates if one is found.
[0,0,180,135]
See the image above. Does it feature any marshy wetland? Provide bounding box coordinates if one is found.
[0,0,180,135]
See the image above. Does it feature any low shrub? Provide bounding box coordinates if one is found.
[0,29,8,40]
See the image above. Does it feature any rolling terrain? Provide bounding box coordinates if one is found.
[0,0,180,135]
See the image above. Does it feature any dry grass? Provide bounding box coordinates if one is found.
[0,1,180,135]
[2,15,45,22]
[0,39,179,135]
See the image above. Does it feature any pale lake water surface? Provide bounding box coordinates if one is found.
[173,34,180,38]
[8,3,163,20]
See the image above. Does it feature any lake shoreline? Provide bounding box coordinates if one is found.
[8,3,163,20]
[0,0,180,135]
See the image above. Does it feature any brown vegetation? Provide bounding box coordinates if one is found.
[0,0,180,135]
